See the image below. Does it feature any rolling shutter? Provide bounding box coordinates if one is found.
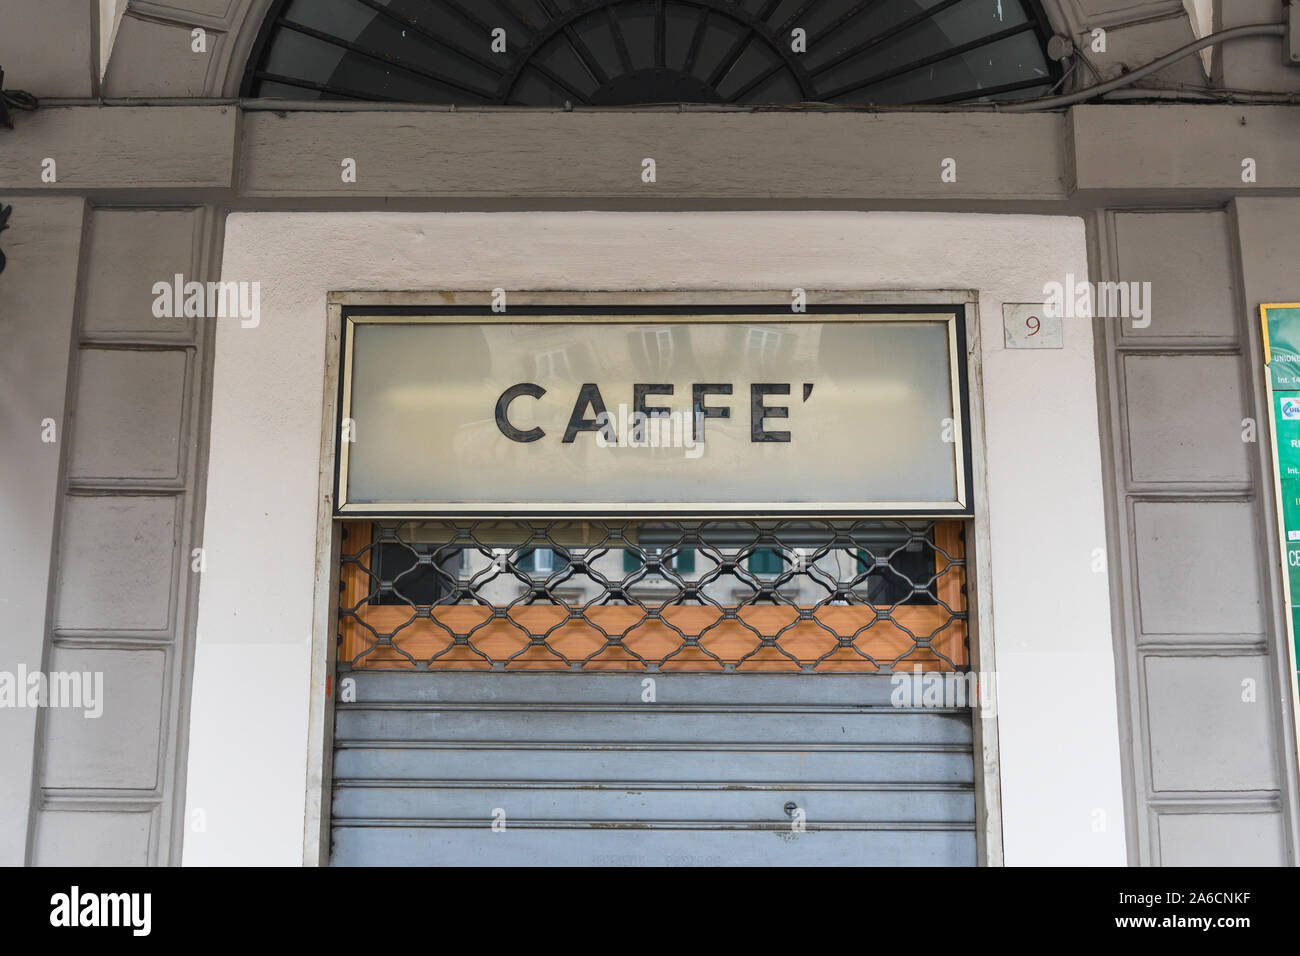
[330,671,975,865]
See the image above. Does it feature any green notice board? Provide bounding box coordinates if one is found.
[1262,304,1300,698]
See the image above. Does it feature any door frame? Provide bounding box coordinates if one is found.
[302,288,1000,866]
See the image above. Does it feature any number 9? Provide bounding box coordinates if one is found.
[1026,315,1040,336]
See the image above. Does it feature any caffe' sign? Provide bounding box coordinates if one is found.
[493,381,814,446]
[335,310,970,516]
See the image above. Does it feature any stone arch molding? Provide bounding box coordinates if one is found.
[101,0,277,97]
[99,0,1207,100]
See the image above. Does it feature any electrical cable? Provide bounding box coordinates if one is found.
[998,22,1288,112]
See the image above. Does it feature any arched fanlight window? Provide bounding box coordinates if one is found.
[242,0,1059,107]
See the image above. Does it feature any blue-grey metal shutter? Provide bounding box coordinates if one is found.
[330,671,975,865]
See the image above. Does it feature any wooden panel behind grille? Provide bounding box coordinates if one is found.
[337,521,967,672]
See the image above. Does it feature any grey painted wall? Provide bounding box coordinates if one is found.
[1091,207,1300,864]
[24,207,220,865]
[0,198,84,866]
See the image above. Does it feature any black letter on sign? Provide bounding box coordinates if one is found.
[751,384,791,442]
[692,384,732,443]
[563,383,610,443]
[633,383,674,419]
[495,383,546,443]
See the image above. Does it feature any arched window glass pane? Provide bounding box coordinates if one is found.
[243,0,1059,106]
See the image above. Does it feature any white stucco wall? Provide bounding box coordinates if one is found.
[186,210,1125,866]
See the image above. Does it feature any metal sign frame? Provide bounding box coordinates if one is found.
[332,300,972,518]
[1260,302,1300,769]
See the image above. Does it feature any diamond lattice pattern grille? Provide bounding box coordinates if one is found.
[338,519,967,672]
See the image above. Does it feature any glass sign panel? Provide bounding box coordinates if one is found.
[336,310,970,515]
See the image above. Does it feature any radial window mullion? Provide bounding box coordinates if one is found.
[491,0,544,37]
[682,4,710,74]
[250,70,410,102]
[655,0,667,69]
[821,19,1039,101]
[924,74,1052,105]
[808,0,968,80]
[606,6,636,74]
[776,0,826,37]
[705,25,760,89]
[348,0,509,76]
[535,0,611,87]
[275,17,500,101]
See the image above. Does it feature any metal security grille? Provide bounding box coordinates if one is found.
[244,0,1058,106]
[337,519,967,671]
